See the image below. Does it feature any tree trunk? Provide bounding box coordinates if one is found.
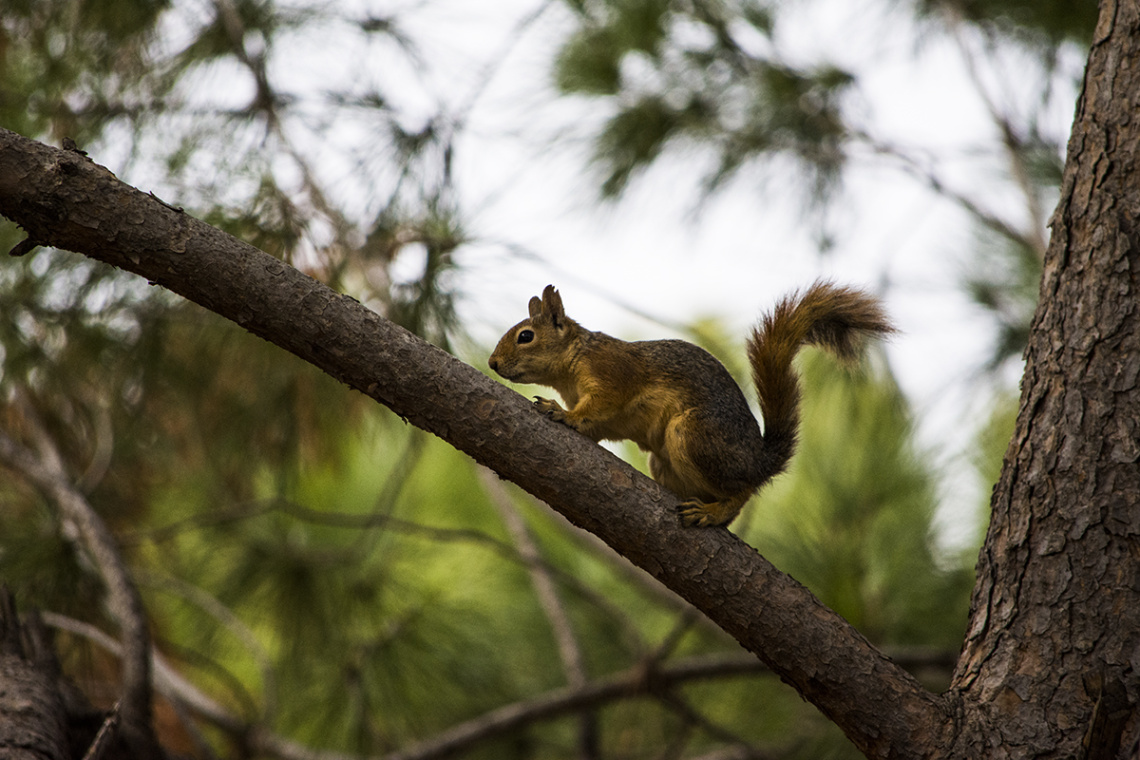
[0,0,1138,756]
[0,590,70,760]
[948,1,1140,756]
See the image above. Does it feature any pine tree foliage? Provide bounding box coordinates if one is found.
[555,0,852,200]
[743,352,972,651]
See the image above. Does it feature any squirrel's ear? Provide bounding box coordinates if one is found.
[528,296,542,318]
[541,285,565,329]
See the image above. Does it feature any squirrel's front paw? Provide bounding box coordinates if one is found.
[533,398,579,428]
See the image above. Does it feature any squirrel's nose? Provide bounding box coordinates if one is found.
[489,358,498,372]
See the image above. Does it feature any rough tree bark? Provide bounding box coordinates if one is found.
[0,0,1137,757]
[948,1,1140,756]
[0,589,70,760]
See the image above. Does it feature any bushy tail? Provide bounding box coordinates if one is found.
[747,280,895,479]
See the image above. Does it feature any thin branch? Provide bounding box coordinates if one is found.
[451,0,557,130]
[543,501,732,645]
[359,648,951,760]
[40,612,243,733]
[855,131,1039,253]
[0,402,161,759]
[75,394,114,493]
[120,500,278,545]
[126,490,634,630]
[354,429,429,550]
[80,701,120,760]
[45,606,779,760]
[248,654,778,760]
[657,691,768,759]
[480,467,598,759]
[481,468,590,687]
[944,11,1050,258]
[141,575,278,723]
[211,0,357,267]
[46,603,955,760]
[269,496,645,637]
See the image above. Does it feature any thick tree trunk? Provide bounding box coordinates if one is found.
[949,1,1140,756]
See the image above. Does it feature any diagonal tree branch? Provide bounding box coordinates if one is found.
[0,126,948,758]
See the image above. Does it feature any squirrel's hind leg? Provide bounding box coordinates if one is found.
[650,414,754,527]
[677,492,751,527]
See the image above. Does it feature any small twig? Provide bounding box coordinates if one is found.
[148,190,184,213]
[142,574,278,723]
[944,15,1049,258]
[481,469,589,687]
[657,691,764,757]
[62,137,89,156]
[8,236,41,257]
[480,467,597,759]
[41,611,242,732]
[81,701,121,760]
[650,609,701,664]
[50,604,955,760]
[856,131,1038,252]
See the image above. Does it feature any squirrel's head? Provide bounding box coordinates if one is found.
[489,285,579,385]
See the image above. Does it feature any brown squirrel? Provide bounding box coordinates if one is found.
[488,282,894,527]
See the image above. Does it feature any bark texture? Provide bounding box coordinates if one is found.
[0,590,70,760]
[950,1,1140,756]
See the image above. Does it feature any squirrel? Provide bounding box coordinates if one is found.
[488,281,895,527]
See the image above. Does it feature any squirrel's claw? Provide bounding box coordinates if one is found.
[533,396,570,425]
[678,498,739,528]
[678,501,716,527]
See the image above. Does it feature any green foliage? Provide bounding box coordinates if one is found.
[0,0,169,139]
[555,26,625,95]
[913,0,1098,48]
[963,232,1044,371]
[742,351,973,649]
[0,289,974,757]
[554,0,852,201]
[963,390,1018,550]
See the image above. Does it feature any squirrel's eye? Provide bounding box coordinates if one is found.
[517,329,535,345]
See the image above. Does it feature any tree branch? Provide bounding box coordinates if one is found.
[0,127,948,758]
[0,588,70,760]
[480,468,599,759]
[0,407,162,760]
[47,604,954,760]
